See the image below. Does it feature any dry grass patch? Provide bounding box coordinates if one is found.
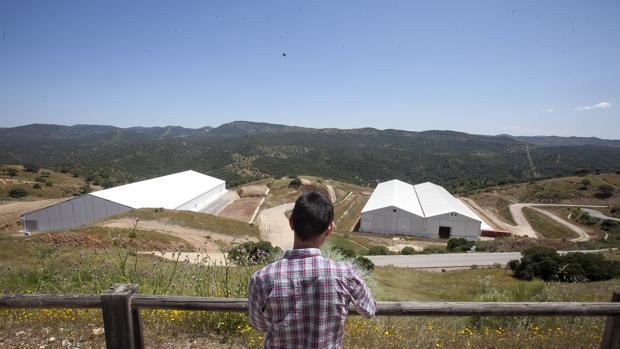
[116,208,259,239]
[522,207,579,240]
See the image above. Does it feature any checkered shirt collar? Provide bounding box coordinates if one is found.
[282,248,322,259]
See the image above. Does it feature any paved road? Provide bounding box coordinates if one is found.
[367,250,610,269]
[582,208,620,222]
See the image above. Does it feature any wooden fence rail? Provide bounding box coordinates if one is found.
[1,284,619,349]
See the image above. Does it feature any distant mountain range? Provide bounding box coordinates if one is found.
[1,121,619,192]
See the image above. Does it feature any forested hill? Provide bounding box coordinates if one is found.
[1,121,619,192]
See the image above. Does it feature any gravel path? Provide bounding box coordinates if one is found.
[256,203,295,250]
[99,218,256,252]
[582,208,620,222]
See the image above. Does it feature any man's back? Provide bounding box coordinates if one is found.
[248,248,376,349]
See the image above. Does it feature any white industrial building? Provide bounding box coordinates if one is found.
[21,170,226,234]
[360,179,483,240]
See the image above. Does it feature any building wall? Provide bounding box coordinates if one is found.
[425,212,481,240]
[22,195,132,233]
[176,182,226,212]
[360,207,480,240]
[360,206,425,235]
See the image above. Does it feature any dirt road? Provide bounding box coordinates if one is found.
[582,208,620,222]
[256,203,294,250]
[461,197,604,241]
[99,218,257,252]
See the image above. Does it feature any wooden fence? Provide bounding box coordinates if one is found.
[1,284,619,349]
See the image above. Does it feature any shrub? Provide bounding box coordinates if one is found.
[8,188,28,198]
[447,238,475,252]
[289,177,302,188]
[6,168,18,177]
[400,246,416,255]
[228,241,281,265]
[354,256,374,272]
[32,183,41,189]
[367,245,390,255]
[511,246,620,282]
[23,163,39,172]
[79,184,92,194]
[594,184,615,199]
[45,181,53,187]
[34,176,47,183]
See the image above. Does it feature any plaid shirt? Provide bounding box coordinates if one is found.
[248,248,376,349]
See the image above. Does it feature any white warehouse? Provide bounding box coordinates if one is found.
[360,179,483,240]
[21,170,227,234]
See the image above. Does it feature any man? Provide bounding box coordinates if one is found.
[248,191,376,349]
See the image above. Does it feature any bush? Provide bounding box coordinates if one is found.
[34,176,48,183]
[45,181,53,187]
[8,188,28,198]
[594,184,615,199]
[32,183,41,189]
[23,163,39,172]
[79,184,92,194]
[228,241,281,265]
[6,168,18,177]
[289,177,302,188]
[447,238,475,252]
[511,246,620,282]
[354,256,374,272]
[400,246,416,255]
[367,245,391,255]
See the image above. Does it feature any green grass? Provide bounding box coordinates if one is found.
[326,232,370,255]
[373,265,620,302]
[115,208,259,239]
[522,207,579,239]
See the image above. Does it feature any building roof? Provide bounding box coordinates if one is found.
[361,179,424,217]
[361,179,481,221]
[89,170,225,209]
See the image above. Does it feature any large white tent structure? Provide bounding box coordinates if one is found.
[360,179,482,240]
[21,170,226,234]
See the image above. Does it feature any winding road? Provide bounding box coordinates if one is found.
[460,198,608,242]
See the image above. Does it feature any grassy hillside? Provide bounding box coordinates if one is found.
[474,173,620,205]
[0,164,94,200]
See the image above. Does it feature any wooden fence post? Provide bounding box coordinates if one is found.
[101,284,143,349]
[600,291,620,349]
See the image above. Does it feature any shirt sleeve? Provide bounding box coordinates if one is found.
[248,274,270,332]
[347,269,377,318]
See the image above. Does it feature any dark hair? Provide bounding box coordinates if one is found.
[291,191,334,241]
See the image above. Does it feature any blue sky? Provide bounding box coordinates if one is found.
[0,1,618,138]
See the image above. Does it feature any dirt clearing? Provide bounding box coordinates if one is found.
[0,198,69,235]
[218,197,263,223]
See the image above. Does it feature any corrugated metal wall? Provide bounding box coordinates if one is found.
[360,207,481,240]
[22,194,133,233]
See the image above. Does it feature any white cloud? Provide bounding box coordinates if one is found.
[546,108,554,113]
[575,101,611,111]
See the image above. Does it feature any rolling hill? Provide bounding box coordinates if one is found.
[1,121,619,192]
